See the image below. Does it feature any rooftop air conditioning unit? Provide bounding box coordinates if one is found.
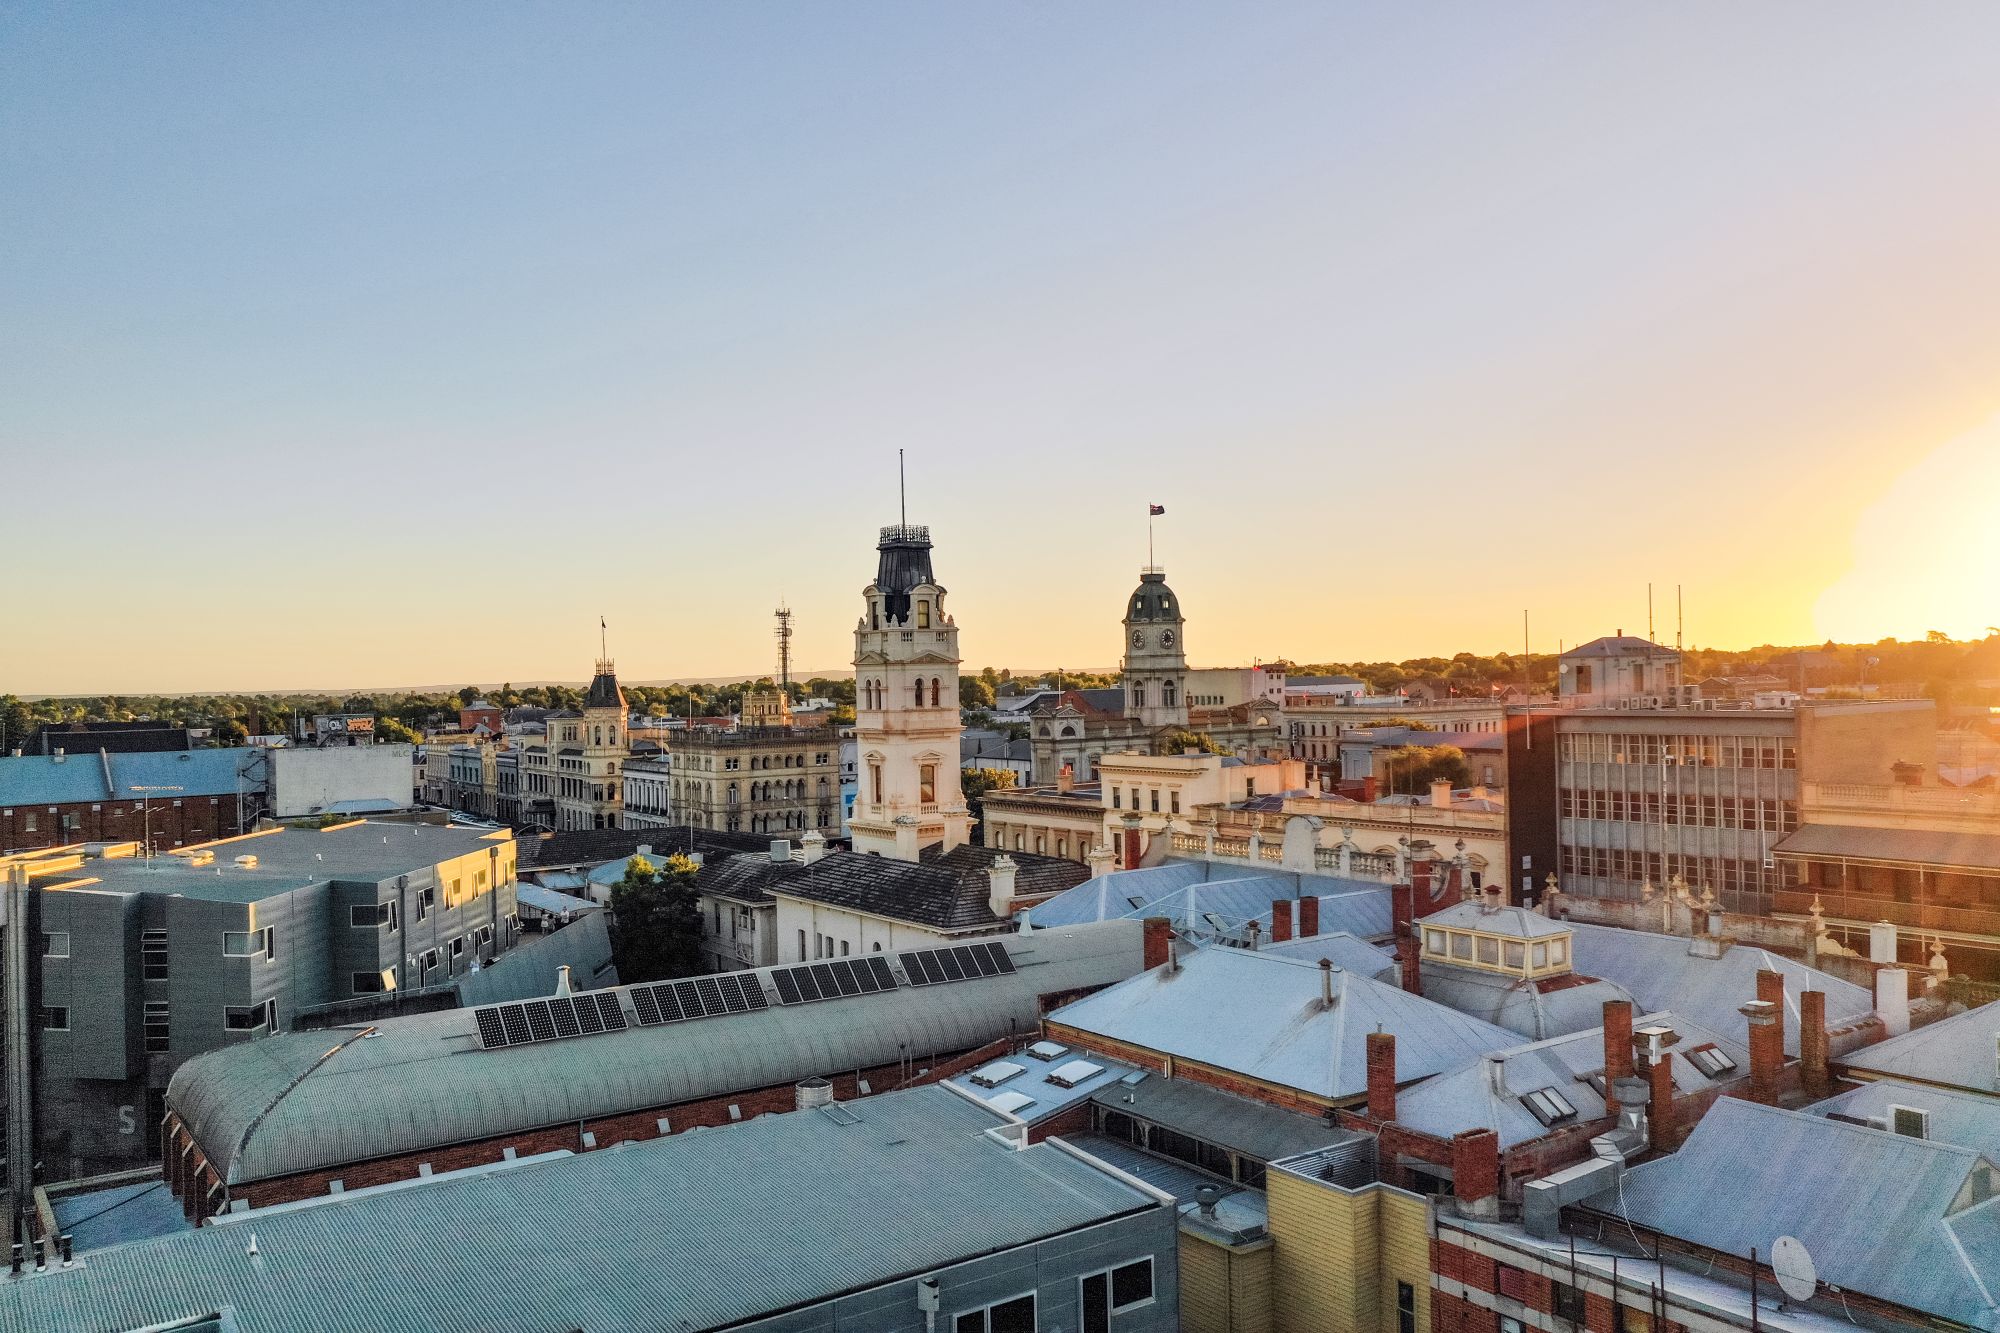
[1889,1105,1930,1140]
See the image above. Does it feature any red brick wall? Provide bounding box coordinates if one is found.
[2,792,249,855]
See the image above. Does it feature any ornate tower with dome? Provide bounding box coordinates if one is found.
[849,521,971,860]
[1121,569,1190,730]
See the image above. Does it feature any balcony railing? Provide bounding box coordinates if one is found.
[1773,889,2000,939]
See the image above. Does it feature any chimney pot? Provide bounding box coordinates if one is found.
[1142,916,1174,972]
[1741,999,1783,1105]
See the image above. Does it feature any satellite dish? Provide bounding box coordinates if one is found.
[1771,1236,1817,1303]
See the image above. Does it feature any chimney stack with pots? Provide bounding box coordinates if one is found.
[1742,999,1782,1105]
[1142,917,1174,972]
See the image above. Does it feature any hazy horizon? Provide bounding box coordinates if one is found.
[6,4,1997,696]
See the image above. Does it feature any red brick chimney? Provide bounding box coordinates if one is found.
[1298,894,1320,938]
[1367,1030,1398,1123]
[1271,899,1295,944]
[1647,1047,1678,1151]
[1450,1128,1500,1219]
[1391,880,1414,936]
[1142,917,1174,972]
[1800,989,1829,1101]
[1121,818,1144,871]
[1742,999,1782,1105]
[1411,859,1433,909]
[1399,925,1423,996]
[1602,1000,1634,1113]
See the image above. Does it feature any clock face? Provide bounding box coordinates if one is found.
[1161,630,1176,648]
[1132,630,1145,648]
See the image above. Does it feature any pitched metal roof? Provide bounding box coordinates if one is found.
[1253,932,1400,976]
[0,747,254,808]
[451,914,617,1007]
[1090,1075,1358,1163]
[3,1086,1164,1333]
[517,826,770,870]
[1841,1000,2000,1093]
[763,844,1089,930]
[1421,901,1572,939]
[1606,1098,2000,1331]
[1776,822,2000,873]
[168,920,1143,1186]
[1048,946,1519,1102]
[1562,921,1872,1057]
[1025,860,1393,943]
[1411,965,1635,1041]
[1391,1010,1749,1148]
[1807,1076,2000,1159]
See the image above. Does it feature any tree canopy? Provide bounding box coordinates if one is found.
[606,853,707,983]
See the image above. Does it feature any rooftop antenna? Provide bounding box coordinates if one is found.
[774,604,794,691]
[1676,585,1683,653]
[1648,583,1654,643]
[898,448,906,528]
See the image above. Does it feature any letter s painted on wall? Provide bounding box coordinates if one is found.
[118,1105,136,1136]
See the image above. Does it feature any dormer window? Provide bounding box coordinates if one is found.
[917,600,931,628]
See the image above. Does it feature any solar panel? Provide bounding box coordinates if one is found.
[937,948,967,982]
[498,1005,532,1046]
[773,967,803,1004]
[918,951,947,985]
[475,1008,509,1049]
[629,985,664,1026]
[548,996,582,1038]
[523,1000,558,1043]
[672,980,705,1018]
[693,976,727,1016]
[738,975,769,1010]
[574,993,605,1035]
[652,981,686,1024]
[988,942,1017,974]
[717,975,749,1014]
[793,965,823,1001]
[964,944,997,978]
[593,992,628,1030]
[826,959,860,996]
[866,955,897,991]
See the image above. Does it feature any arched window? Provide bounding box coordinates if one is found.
[913,679,925,707]
[1163,681,1177,707]
[930,677,941,707]
[1132,684,1147,709]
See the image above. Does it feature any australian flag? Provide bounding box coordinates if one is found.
[1148,504,1165,515]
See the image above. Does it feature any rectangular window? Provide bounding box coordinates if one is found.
[1497,1265,1528,1301]
[1554,1282,1586,1323]
[42,1007,68,1031]
[142,929,169,980]
[144,1001,170,1054]
[224,1000,274,1032]
[920,764,937,804]
[222,928,272,958]
[1112,787,1122,809]
[351,902,393,929]
[956,1294,1036,1333]
[416,886,435,921]
[351,970,391,995]
[1398,1282,1417,1333]
[41,931,69,958]
[1170,790,1180,814]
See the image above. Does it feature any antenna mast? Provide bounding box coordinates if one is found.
[898,448,906,528]
[774,604,794,691]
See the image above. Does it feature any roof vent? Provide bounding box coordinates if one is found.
[770,840,791,864]
[233,854,258,869]
[795,1077,834,1111]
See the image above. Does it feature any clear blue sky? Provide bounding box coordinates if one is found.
[5,4,1998,693]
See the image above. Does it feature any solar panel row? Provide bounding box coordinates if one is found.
[898,940,1016,987]
[770,953,898,1005]
[628,971,770,1026]
[473,991,628,1051]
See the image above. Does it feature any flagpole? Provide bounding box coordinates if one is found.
[1148,507,1154,569]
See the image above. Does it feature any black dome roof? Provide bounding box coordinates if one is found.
[1125,570,1180,624]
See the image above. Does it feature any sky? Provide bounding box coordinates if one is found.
[4,4,1997,695]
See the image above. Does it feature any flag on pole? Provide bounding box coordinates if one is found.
[1148,504,1165,516]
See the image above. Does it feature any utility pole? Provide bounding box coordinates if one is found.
[129,786,183,860]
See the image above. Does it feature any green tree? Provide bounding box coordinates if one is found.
[607,853,707,983]
[210,719,249,746]
[375,716,422,745]
[962,767,1018,804]
[1156,728,1221,756]
[1382,744,1472,795]
[1371,717,1436,732]
[959,675,997,710]
[0,695,33,752]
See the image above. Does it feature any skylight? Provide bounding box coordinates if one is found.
[1026,1041,1068,1061]
[1686,1045,1736,1079]
[1520,1087,1578,1126]
[1046,1060,1106,1089]
[969,1060,1025,1088]
[988,1091,1037,1116]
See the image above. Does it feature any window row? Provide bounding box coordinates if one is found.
[1559,845,1774,896]
[861,677,947,710]
[1559,731,1796,769]
[1110,786,1181,815]
[1560,789,1799,831]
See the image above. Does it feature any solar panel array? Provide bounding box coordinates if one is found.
[772,954,897,1005]
[473,991,629,1051]
[899,941,1017,986]
[628,971,770,1026]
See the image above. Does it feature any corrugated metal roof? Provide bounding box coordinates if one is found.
[1413,966,1634,1041]
[452,914,616,1007]
[0,747,254,808]
[170,920,1142,1186]
[1776,822,2000,872]
[1807,1076,2000,1159]
[1024,861,1393,945]
[1254,932,1399,976]
[1841,1000,2000,1092]
[1607,1099,2000,1330]
[1563,921,1872,1056]
[1089,1076,1357,1163]
[513,883,600,914]
[1392,1010,1749,1148]
[4,1087,1162,1333]
[1422,901,1571,938]
[1048,946,1518,1102]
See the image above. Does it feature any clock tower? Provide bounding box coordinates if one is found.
[1121,568,1189,730]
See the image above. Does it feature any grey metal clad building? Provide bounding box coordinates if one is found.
[165,919,1146,1210]
[15,822,523,1183]
[0,1085,1181,1333]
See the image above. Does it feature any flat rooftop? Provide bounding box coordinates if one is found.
[0,1087,1164,1333]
